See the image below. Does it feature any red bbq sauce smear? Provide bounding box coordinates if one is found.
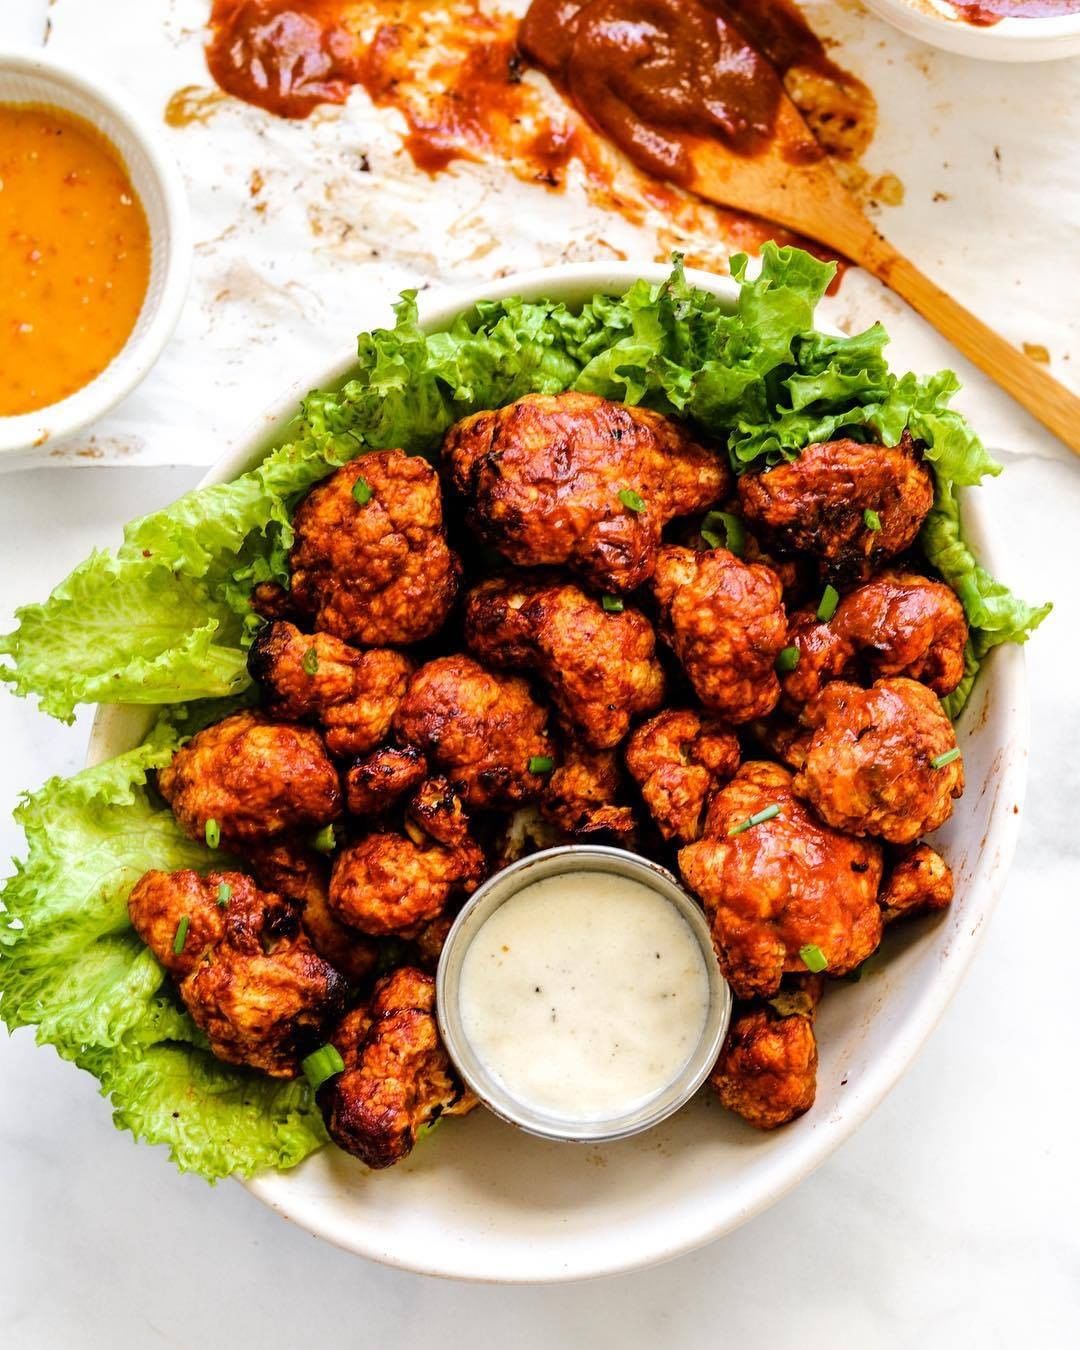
[947,0,1080,23]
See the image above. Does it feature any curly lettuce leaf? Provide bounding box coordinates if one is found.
[0,721,326,1179]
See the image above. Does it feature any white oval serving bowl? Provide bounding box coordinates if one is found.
[0,47,192,456]
[863,0,1080,60]
[87,262,1028,1284]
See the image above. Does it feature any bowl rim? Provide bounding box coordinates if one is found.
[0,45,192,456]
[87,260,1029,1282]
[862,0,1080,58]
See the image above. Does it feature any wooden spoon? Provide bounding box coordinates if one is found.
[682,97,1080,454]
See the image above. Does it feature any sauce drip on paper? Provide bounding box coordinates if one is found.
[203,0,871,274]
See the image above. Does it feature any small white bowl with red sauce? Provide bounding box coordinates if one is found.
[864,0,1080,59]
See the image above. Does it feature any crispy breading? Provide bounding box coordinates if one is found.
[242,840,378,985]
[345,746,428,817]
[443,392,728,591]
[319,967,475,1169]
[625,708,740,843]
[879,842,955,924]
[793,678,964,844]
[128,869,346,1077]
[737,434,933,579]
[329,817,486,937]
[540,745,637,840]
[651,545,788,724]
[679,761,883,999]
[156,711,341,846]
[248,620,413,758]
[464,575,664,748]
[288,451,460,646]
[710,1001,818,1130]
[393,654,554,809]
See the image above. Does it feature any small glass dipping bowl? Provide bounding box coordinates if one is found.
[436,845,733,1144]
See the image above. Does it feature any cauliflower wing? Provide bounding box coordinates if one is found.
[540,744,638,840]
[156,711,341,846]
[679,761,883,998]
[710,979,822,1130]
[443,392,728,591]
[879,842,954,924]
[248,620,413,758]
[793,678,964,844]
[625,708,740,843]
[737,434,933,579]
[128,869,346,1076]
[243,840,378,985]
[651,545,788,724]
[393,654,554,809]
[319,967,475,1169]
[464,575,664,748]
[344,745,428,817]
[287,451,460,646]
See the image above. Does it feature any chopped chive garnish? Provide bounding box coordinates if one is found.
[312,824,336,854]
[930,747,961,769]
[728,803,781,836]
[601,594,624,613]
[776,645,800,674]
[204,818,221,850]
[799,943,828,973]
[816,584,840,622]
[528,755,554,774]
[863,508,882,532]
[216,882,232,909]
[302,646,319,675]
[173,915,191,955]
[618,488,646,513]
[700,510,745,557]
[403,817,427,847]
[302,1043,345,1091]
[352,476,373,506]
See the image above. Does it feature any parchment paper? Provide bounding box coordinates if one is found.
[16,0,1080,467]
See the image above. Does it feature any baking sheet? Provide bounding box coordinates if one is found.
[17,0,1080,467]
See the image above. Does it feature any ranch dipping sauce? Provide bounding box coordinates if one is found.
[457,869,712,1123]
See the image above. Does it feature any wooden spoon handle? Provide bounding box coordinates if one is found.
[852,234,1080,455]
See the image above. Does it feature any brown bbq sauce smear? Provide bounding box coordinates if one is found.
[948,0,1080,23]
[204,0,868,278]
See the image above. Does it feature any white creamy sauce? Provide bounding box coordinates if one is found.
[458,871,710,1121]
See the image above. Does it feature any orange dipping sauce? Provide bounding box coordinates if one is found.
[0,104,151,416]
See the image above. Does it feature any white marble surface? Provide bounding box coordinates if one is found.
[3,0,1080,1343]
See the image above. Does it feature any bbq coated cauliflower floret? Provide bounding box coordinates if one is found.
[156,711,341,847]
[344,746,428,817]
[443,392,729,592]
[242,840,378,985]
[319,967,475,1169]
[329,786,486,937]
[709,977,823,1131]
[128,869,346,1077]
[539,745,637,840]
[779,571,969,709]
[793,678,964,844]
[625,708,740,844]
[463,575,665,749]
[393,654,554,809]
[678,761,883,999]
[879,842,955,925]
[737,434,933,579]
[287,451,460,646]
[247,620,413,759]
[651,545,788,724]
